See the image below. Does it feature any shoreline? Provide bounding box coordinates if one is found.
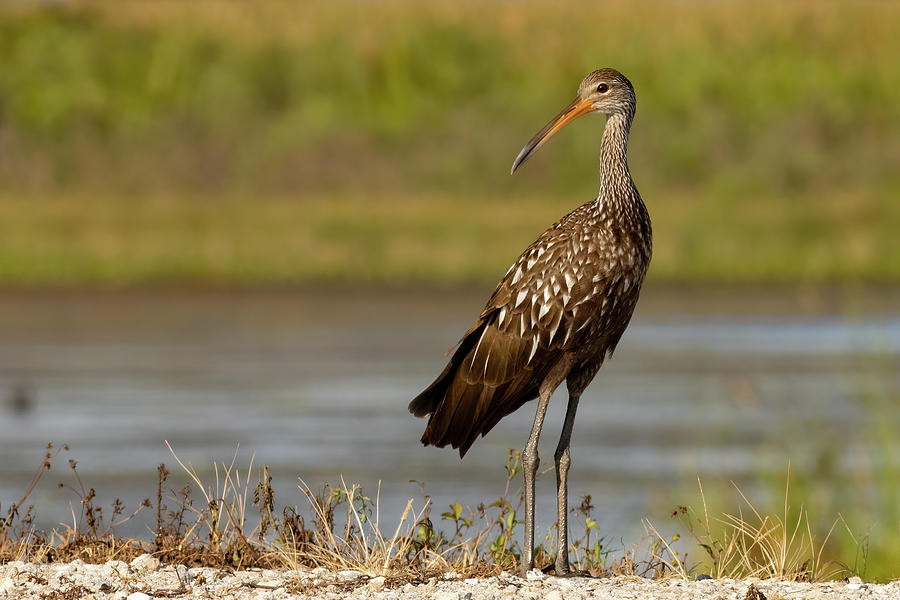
[1,281,899,316]
[2,559,898,600]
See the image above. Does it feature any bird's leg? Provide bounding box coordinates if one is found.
[520,390,552,577]
[553,393,580,575]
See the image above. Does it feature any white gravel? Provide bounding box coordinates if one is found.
[1,556,898,599]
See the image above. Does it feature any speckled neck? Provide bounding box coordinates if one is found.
[597,110,634,209]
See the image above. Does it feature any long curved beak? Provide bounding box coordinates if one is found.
[510,97,596,174]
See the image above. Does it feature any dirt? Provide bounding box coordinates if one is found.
[2,557,899,600]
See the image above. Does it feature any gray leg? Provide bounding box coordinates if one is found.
[520,389,552,577]
[554,393,580,575]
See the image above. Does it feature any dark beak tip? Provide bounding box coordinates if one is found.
[510,147,531,175]
[509,95,588,177]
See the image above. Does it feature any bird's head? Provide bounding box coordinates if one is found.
[511,68,635,174]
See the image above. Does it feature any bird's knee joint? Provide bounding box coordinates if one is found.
[523,447,540,472]
[555,447,571,471]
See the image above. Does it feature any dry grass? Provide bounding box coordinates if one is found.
[291,478,424,576]
[0,445,866,584]
[652,475,857,582]
[0,444,149,565]
[1,444,678,579]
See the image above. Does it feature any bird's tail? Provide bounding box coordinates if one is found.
[407,323,480,419]
[408,320,489,455]
[409,316,542,457]
[408,370,450,418]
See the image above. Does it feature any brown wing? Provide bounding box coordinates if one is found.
[409,203,630,456]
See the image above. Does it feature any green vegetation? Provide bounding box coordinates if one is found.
[7,442,900,581]
[0,1,899,284]
[0,445,672,578]
[2,190,899,285]
[0,444,858,581]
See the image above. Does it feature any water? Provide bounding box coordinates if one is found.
[0,286,898,541]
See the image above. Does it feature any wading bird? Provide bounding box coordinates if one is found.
[409,68,651,576]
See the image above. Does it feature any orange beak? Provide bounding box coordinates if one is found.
[510,97,596,174]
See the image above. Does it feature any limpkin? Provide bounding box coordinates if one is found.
[409,68,652,575]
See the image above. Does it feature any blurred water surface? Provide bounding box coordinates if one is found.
[0,286,898,540]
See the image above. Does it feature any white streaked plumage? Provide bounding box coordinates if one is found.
[410,68,653,578]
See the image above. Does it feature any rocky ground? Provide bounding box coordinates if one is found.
[1,557,898,600]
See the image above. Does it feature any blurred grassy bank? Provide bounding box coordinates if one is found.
[2,191,900,285]
[0,1,898,285]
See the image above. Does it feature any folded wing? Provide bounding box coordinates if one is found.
[409,207,619,456]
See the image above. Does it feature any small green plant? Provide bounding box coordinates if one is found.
[569,495,610,572]
[408,449,523,571]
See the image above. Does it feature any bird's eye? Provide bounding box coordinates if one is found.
[596,83,609,93]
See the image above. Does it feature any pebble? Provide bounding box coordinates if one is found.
[369,576,386,591]
[104,560,129,578]
[130,554,161,572]
[544,590,564,600]
[175,564,192,584]
[127,593,151,600]
[0,578,15,594]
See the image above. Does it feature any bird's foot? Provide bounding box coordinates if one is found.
[518,563,532,579]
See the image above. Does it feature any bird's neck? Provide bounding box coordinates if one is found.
[597,111,634,209]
